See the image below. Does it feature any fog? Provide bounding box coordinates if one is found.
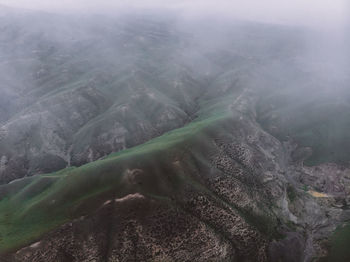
[0,0,348,111]
[1,2,350,259]
[0,0,348,28]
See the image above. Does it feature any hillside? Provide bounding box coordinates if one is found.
[0,7,350,262]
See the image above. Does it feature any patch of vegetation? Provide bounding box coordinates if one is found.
[236,206,281,240]
[322,223,350,262]
[287,185,297,202]
[285,220,297,232]
[0,96,235,254]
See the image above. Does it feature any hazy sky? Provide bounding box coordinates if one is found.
[0,0,348,28]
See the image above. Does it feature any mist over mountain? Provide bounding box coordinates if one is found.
[0,3,349,262]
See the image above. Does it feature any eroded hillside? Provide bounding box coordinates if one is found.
[0,7,350,262]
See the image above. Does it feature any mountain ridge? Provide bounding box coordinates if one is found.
[0,9,349,261]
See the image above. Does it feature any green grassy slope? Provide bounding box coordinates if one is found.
[320,223,350,262]
[0,95,235,253]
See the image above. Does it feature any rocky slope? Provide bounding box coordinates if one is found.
[0,6,350,262]
[2,87,350,262]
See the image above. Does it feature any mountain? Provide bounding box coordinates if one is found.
[0,7,350,262]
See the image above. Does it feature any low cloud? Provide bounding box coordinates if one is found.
[0,0,348,28]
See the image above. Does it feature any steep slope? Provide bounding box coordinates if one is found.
[1,86,350,261]
[0,10,305,184]
[0,7,350,262]
[0,12,204,183]
[0,88,283,261]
